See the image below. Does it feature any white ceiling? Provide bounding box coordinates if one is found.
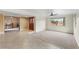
[52,9,79,15]
[0,9,79,17]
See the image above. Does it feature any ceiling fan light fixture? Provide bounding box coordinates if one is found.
[50,12,53,16]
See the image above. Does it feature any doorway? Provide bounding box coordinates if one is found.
[29,17,35,31]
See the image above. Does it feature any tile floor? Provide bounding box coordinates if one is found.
[0,31,78,49]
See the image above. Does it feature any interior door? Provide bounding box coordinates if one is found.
[29,17,34,31]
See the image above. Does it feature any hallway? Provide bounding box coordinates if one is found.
[0,31,78,49]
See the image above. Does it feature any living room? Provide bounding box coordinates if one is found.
[0,9,79,49]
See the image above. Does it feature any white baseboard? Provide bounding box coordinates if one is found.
[0,32,4,34]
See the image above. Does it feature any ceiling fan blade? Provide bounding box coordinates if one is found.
[53,14,57,16]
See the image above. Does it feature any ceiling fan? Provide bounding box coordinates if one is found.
[49,9,57,16]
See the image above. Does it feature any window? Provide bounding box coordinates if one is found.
[48,17,65,26]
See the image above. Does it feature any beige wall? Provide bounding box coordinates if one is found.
[0,14,4,33]
[20,17,29,32]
